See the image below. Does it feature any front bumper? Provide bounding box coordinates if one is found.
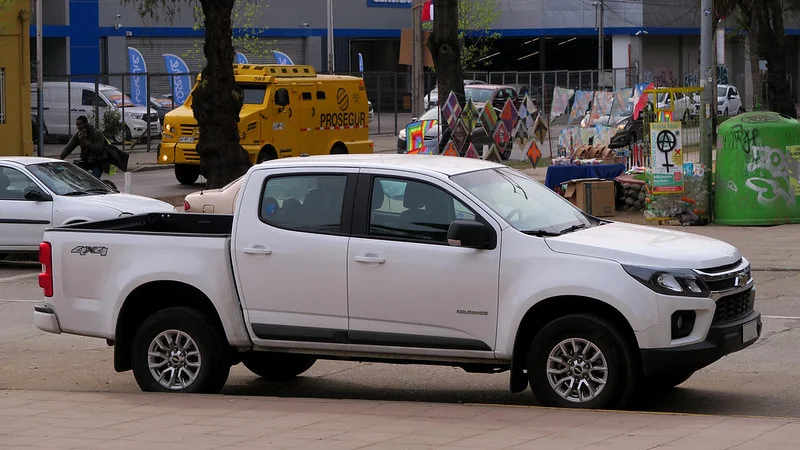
[640,309,761,378]
[33,304,61,334]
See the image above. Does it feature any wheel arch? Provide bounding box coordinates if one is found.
[113,280,230,372]
[508,295,640,393]
[257,144,278,163]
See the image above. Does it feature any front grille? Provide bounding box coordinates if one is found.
[181,124,198,136]
[182,150,200,161]
[713,289,754,324]
[144,113,159,123]
[705,277,737,292]
[700,259,743,274]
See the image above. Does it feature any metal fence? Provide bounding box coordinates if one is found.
[31,68,639,146]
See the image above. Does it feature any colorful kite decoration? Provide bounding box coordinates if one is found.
[463,142,480,159]
[483,144,503,163]
[493,122,510,149]
[526,140,543,168]
[405,120,437,154]
[532,114,549,144]
[441,140,459,156]
[500,99,519,135]
[441,92,462,129]
[461,99,479,133]
[450,119,469,153]
[514,121,530,146]
[479,103,499,137]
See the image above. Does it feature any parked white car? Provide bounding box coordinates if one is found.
[184,176,244,214]
[657,92,696,122]
[717,85,743,116]
[34,155,760,410]
[0,157,175,258]
[425,79,487,109]
[31,82,161,143]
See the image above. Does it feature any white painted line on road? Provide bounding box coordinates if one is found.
[0,273,39,283]
[763,315,800,320]
[0,299,40,303]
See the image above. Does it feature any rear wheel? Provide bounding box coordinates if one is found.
[527,314,637,409]
[131,307,230,394]
[257,146,278,164]
[682,109,690,124]
[241,352,317,381]
[174,164,200,185]
[331,143,348,155]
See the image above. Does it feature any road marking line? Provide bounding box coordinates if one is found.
[763,315,800,320]
[0,273,39,283]
[0,299,40,303]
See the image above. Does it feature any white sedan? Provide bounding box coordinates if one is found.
[0,157,175,259]
[184,176,243,214]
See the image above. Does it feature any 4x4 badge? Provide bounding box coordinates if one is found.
[71,246,108,257]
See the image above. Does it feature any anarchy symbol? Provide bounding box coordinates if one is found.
[656,130,677,172]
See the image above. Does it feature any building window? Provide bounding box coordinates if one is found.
[0,68,5,124]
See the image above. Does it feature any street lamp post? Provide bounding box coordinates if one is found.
[36,0,43,156]
[326,0,335,73]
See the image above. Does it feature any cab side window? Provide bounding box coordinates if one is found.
[82,90,98,107]
[369,177,475,244]
[0,167,38,201]
[259,174,348,234]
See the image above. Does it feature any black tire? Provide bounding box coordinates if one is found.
[645,372,694,391]
[527,314,637,410]
[738,107,745,115]
[174,164,200,185]
[682,109,690,124]
[131,307,230,394]
[724,108,729,116]
[241,352,317,381]
[0,253,7,261]
[102,180,118,191]
[331,143,348,155]
[257,146,277,164]
[124,125,132,141]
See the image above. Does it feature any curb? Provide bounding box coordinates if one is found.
[130,164,173,173]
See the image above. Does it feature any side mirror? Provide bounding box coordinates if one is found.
[410,117,419,122]
[24,188,52,202]
[275,88,290,107]
[447,220,495,250]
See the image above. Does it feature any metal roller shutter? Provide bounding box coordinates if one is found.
[126,37,307,97]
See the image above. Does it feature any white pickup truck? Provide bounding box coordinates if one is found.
[33,155,760,409]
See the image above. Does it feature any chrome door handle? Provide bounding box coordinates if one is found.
[243,247,272,255]
[355,256,385,264]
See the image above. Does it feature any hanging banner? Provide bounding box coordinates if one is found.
[273,51,294,65]
[162,54,192,107]
[650,121,685,194]
[127,47,147,106]
[235,51,249,64]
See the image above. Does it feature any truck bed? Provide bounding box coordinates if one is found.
[55,213,233,236]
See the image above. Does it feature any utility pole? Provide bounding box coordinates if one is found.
[36,0,43,156]
[596,0,605,72]
[700,0,714,219]
[411,0,425,118]
[326,0,335,73]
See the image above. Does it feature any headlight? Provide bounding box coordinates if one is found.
[119,212,133,217]
[165,123,175,133]
[622,265,710,297]
[717,100,724,106]
[129,113,144,120]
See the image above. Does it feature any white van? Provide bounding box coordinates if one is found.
[31,82,160,143]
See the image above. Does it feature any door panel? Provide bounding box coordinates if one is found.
[233,169,354,344]
[0,166,52,250]
[347,175,501,352]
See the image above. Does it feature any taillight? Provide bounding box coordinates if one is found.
[39,241,53,298]
[184,200,190,211]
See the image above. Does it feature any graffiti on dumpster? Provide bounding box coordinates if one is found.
[729,124,759,155]
[742,113,779,124]
[744,146,795,207]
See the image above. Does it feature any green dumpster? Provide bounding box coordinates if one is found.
[715,112,800,225]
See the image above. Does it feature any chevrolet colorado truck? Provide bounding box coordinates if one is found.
[33,154,761,409]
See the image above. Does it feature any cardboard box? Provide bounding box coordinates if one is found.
[563,178,616,217]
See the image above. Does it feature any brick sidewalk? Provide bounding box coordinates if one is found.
[1,390,799,449]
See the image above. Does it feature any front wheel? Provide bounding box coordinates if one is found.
[527,314,636,409]
[241,352,317,381]
[131,307,230,394]
[174,164,200,185]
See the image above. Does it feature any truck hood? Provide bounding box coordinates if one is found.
[544,222,741,269]
[75,193,176,214]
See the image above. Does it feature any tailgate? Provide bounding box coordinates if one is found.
[42,229,240,341]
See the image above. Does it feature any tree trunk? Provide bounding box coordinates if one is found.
[193,0,252,188]
[753,0,796,118]
[428,0,465,108]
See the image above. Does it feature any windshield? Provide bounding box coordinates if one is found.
[451,168,591,234]
[465,87,494,103]
[26,162,112,196]
[419,108,440,121]
[101,89,137,107]
[717,87,727,97]
[238,84,267,104]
